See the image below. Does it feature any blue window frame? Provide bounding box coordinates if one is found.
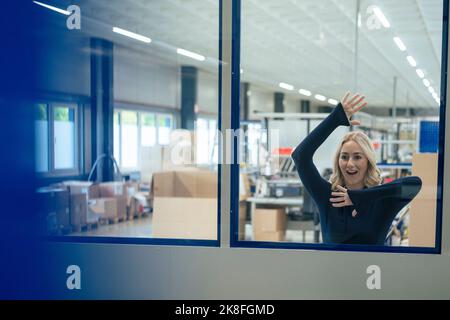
[37,0,221,247]
[230,0,448,254]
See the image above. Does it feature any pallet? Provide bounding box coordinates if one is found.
[127,211,148,221]
[72,222,99,233]
[98,216,126,225]
[48,226,72,236]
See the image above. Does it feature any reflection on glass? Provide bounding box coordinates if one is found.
[113,112,120,165]
[121,111,138,168]
[240,0,443,248]
[141,113,156,147]
[54,106,75,170]
[35,104,49,172]
[34,0,218,241]
[157,114,171,145]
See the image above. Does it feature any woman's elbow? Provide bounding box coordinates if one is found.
[402,176,423,199]
[291,145,306,166]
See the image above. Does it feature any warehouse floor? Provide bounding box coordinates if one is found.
[68,215,317,242]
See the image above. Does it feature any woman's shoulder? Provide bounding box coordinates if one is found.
[381,176,422,186]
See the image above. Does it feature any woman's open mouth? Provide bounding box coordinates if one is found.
[346,170,358,176]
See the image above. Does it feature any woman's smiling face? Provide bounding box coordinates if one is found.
[338,140,368,189]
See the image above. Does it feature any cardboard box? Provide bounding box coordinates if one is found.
[151,169,218,239]
[253,208,286,233]
[129,192,150,218]
[59,181,100,200]
[88,198,118,219]
[152,197,217,240]
[98,182,125,197]
[61,181,93,195]
[254,231,285,242]
[36,187,70,234]
[239,173,251,201]
[239,201,247,240]
[70,193,88,226]
[409,153,438,247]
[152,169,217,198]
[125,182,139,206]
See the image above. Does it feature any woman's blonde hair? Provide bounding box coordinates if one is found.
[329,131,382,190]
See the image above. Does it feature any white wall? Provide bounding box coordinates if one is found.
[284,96,299,113]
[114,46,179,108]
[248,87,273,119]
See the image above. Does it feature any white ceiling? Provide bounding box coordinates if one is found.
[56,0,443,109]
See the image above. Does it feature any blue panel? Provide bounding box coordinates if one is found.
[419,121,439,153]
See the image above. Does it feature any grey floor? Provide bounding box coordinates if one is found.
[68,215,319,243]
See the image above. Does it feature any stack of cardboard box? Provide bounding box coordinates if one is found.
[61,181,98,231]
[239,173,251,240]
[36,186,70,235]
[252,208,286,241]
[408,153,437,247]
[93,182,128,222]
[151,169,217,240]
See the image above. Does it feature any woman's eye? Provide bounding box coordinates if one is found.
[340,155,348,160]
[354,156,361,160]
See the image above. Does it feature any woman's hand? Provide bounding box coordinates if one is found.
[341,92,368,126]
[330,185,358,217]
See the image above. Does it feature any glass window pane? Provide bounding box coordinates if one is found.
[141,113,156,147]
[209,119,218,164]
[240,0,443,249]
[35,0,219,241]
[121,111,138,168]
[54,106,75,170]
[35,104,49,172]
[157,114,171,145]
[114,111,120,165]
[196,118,209,164]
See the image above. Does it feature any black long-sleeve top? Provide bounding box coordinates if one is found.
[291,103,422,245]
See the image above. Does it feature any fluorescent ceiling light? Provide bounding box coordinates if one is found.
[279,82,294,90]
[393,37,406,51]
[406,56,417,67]
[315,94,326,101]
[373,7,390,28]
[328,98,338,105]
[33,1,70,15]
[428,87,435,94]
[432,92,438,99]
[299,89,312,96]
[177,48,205,61]
[423,79,430,87]
[416,69,425,78]
[112,27,151,43]
[240,68,243,74]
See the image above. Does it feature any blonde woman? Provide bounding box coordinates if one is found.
[292,92,422,245]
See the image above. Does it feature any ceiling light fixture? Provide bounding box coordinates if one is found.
[176,48,205,61]
[423,79,431,87]
[112,27,151,43]
[279,82,294,91]
[299,89,312,96]
[33,1,70,15]
[416,69,425,78]
[393,37,406,51]
[373,7,391,28]
[315,94,326,101]
[406,56,417,67]
[328,98,338,105]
